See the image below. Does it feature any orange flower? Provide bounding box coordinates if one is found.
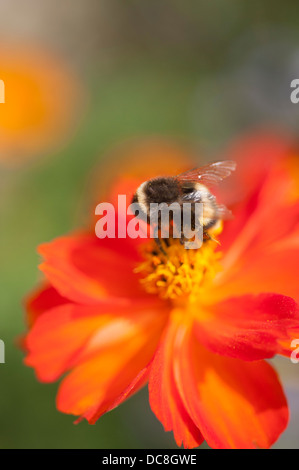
[0,42,82,164]
[23,135,299,449]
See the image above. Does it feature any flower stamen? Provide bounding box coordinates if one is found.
[135,236,223,302]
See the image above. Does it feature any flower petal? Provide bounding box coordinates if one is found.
[148,315,204,449]
[175,328,289,449]
[25,303,116,382]
[25,283,68,326]
[215,244,299,303]
[25,299,167,384]
[193,293,299,360]
[220,167,299,263]
[220,132,293,206]
[38,232,145,305]
[56,304,167,423]
[216,166,299,303]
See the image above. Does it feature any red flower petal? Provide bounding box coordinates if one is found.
[105,363,151,414]
[149,316,204,449]
[25,299,168,384]
[175,329,289,449]
[38,232,145,305]
[193,293,299,360]
[55,304,167,423]
[216,244,299,304]
[25,283,68,326]
[220,132,293,206]
[220,167,299,260]
[216,166,299,303]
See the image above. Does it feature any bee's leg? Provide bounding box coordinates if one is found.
[203,230,215,243]
[158,213,169,251]
[153,224,167,256]
[204,230,220,245]
[155,237,167,255]
[160,219,170,247]
[179,210,186,245]
[180,230,186,245]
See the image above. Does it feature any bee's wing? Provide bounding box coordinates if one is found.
[177,160,236,186]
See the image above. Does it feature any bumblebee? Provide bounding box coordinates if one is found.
[131,160,236,248]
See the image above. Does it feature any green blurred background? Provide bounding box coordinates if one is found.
[0,0,299,448]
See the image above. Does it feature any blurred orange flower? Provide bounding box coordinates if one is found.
[23,135,299,449]
[0,43,82,164]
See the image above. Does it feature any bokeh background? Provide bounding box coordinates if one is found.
[0,0,299,449]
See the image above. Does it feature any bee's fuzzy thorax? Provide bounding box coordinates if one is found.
[136,177,180,208]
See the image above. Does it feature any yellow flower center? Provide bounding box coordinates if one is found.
[135,229,223,303]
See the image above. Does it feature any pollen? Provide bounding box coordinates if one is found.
[135,235,223,302]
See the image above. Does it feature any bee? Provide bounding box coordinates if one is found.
[131,160,236,250]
